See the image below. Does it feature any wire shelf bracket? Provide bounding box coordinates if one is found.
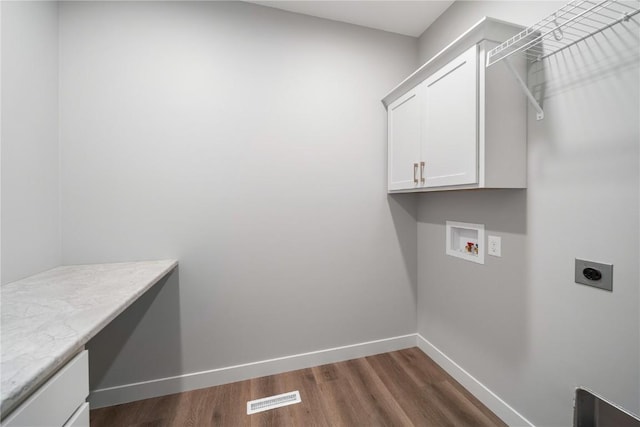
[486,0,640,120]
[504,58,545,120]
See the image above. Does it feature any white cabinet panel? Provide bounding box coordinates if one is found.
[388,87,422,191]
[423,45,478,188]
[64,403,89,427]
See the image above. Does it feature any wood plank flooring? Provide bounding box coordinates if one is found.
[90,347,506,427]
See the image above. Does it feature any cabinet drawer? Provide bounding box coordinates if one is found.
[2,350,89,427]
[64,402,89,427]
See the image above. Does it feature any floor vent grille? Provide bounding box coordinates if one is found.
[247,390,301,415]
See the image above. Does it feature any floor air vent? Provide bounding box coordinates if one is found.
[247,390,301,415]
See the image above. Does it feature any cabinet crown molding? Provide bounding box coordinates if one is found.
[382,17,524,108]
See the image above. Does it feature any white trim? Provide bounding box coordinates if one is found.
[416,334,534,427]
[89,334,416,409]
[381,17,525,108]
[91,333,534,427]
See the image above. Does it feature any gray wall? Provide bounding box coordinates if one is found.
[417,2,640,426]
[58,1,419,390]
[1,1,61,284]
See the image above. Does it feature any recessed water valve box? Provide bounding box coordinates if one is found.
[446,221,485,264]
[575,259,613,292]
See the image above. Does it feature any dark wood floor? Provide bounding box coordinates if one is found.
[90,347,506,426]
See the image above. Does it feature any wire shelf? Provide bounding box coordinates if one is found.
[486,0,640,67]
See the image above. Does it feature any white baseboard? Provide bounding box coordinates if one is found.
[416,334,534,427]
[91,332,534,427]
[89,333,417,409]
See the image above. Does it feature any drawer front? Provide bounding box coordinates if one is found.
[2,350,89,427]
[64,402,89,427]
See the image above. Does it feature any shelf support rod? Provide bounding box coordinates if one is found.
[504,58,544,120]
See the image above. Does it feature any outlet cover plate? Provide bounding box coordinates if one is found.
[488,235,501,257]
[575,259,613,291]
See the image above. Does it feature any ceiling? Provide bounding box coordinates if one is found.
[247,1,455,37]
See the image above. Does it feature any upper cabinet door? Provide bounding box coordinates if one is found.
[388,86,422,191]
[423,45,478,188]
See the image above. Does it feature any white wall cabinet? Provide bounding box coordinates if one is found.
[383,18,527,193]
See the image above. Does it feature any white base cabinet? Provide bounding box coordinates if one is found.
[64,403,90,427]
[2,351,89,427]
[384,18,527,193]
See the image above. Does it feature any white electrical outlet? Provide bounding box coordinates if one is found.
[488,235,501,257]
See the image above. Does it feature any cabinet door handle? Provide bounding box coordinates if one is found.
[413,163,419,184]
[420,161,425,184]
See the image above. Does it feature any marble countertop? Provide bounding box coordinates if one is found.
[0,259,178,416]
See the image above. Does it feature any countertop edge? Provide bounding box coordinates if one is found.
[0,259,179,417]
